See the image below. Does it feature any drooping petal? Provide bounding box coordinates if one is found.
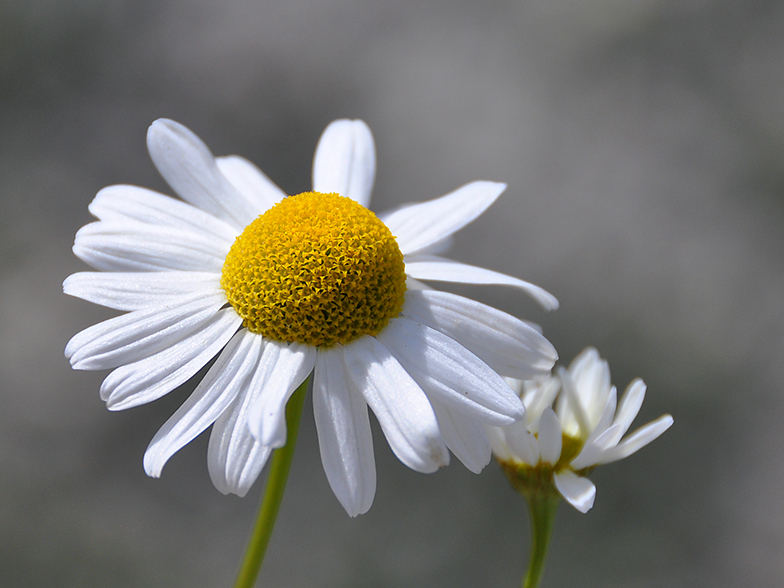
[312,119,376,208]
[146,119,259,229]
[143,329,261,477]
[376,318,523,425]
[246,342,316,447]
[101,309,241,410]
[537,408,563,465]
[381,181,506,255]
[403,254,559,311]
[430,400,491,474]
[596,415,674,465]
[342,336,449,473]
[87,184,239,243]
[401,289,557,380]
[554,470,596,513]
[215,155,286,215]
[313,346,376,517]
[64,271,221,311]
[73,221,229,272]
[65,292,227,370]
[207,337,273,497]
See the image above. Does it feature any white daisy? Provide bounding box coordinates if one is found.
[488,347,673,513]
[65,118,559,516]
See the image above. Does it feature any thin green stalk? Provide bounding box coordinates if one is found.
[233,377,310,588]
[522,492,560,588]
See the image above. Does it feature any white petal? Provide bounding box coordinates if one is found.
[312,119,376,207]
[431,401,491,474]
[246,342,316,448]
[581,386,618,448]
[65,292,227,370]
[555,367,592,440]
[404,255,559,311]
[87,184,239,242]
[64,271,220,311]
[342,336,449,473]
[521,376,561,433]
[382,181,506,255]
[570,423,624,470]
[215,155,286,214]
[146,119,259,229]
[73,220,229,272]
[376,318,523,425]
[401,289,557,380]
[313,347,376,516]
[143,329,261,477]
[102,309,242,410]
[567,347,612,427]
[503,421,541,466]
[207,337,273,497]
[596,415,673,465]
[537,408,563,465]
[485,424,514,462]
[554,470,596,513]
[612,379,647,438]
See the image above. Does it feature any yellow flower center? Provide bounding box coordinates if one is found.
[221,191,407,347]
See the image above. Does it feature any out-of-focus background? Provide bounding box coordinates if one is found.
[1,0,782,586]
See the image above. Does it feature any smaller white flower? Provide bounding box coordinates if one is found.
[488,347,673,513]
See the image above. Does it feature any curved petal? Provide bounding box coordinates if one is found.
[73,221,229,272]
[216,155,286,215]
[554,470,596,513]
[146,119,259,229]
[64,271,221,311]
[431,400,491,474]
[143,329,261,477]
[101,309,241,410]
[65,292,227,370]
[596,415,674,465]
[87,184,239,242]
[246,342,316,447]
[404,255,559,311]
[342,336,448,473]
[313,347,376,517]
[401,289,557,380]
[376,318,523,425]
[612,379,647,437]
[537,408,563,465]
[208,337,273,497]
[312,119,376,207]
[381,181,506,255]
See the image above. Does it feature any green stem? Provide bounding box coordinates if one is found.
[522,492,560,588]
[233,377,310,588]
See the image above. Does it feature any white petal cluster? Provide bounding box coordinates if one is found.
[488,348,673,513]
[65,118,559,516]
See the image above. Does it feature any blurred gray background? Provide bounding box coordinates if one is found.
[1,0,783,586]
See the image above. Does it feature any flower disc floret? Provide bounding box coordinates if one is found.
[221,191,407,347]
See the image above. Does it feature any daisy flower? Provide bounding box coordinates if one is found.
[65,118,558,516]
[488,347,673,513]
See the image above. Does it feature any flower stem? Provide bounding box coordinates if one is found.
[233,377,310,588]
[522,492,560,588]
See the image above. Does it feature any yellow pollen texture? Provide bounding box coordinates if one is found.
[221,191,407,347]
